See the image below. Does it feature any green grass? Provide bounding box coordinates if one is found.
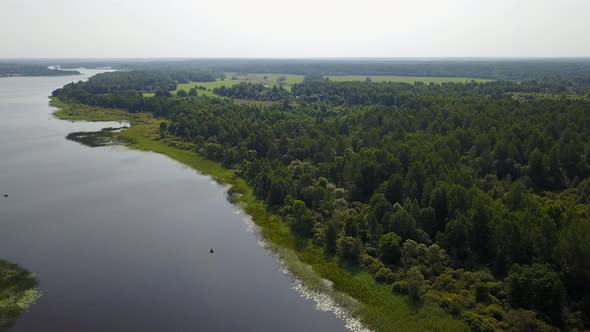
[52,98,467,331]
[326,75,493,84]
[142,73,305,99]
[145,74,488,99]
[175,80,236,97]
[221,72,304,90]
[143,74,488,99]
[173,73,304,97]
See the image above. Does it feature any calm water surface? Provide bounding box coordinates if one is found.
[0,70,347,331]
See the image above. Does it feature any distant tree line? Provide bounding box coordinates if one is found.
[53,70,177,95]
[209,79,588,104]
[121,59,590,84]
[164,69,217,84]
[291,79,590,105]
[21,58,590,85]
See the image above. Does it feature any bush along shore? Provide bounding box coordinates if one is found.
[51,96,468,331]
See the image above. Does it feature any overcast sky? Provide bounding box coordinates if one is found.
[1,0,589,58]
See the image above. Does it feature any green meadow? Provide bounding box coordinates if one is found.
[51,98,467,331]
[146,73,306,98]
[143,73,489,99]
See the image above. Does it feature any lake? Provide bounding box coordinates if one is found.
[0,70,347,331]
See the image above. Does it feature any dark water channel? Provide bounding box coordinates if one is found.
[0,70,347,331]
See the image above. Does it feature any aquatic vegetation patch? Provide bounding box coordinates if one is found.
[66,127,131,148]
[0,260,40,331]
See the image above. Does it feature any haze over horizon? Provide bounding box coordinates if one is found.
[1,0,589,58]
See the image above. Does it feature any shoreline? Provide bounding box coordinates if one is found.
[50,96,466,331]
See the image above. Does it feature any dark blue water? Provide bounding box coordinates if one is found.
[0,70,346,331]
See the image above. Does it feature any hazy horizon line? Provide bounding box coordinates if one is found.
[2,56,590,62]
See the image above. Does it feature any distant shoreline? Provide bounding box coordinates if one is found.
[0,72,82,78]
[0,63,81,78]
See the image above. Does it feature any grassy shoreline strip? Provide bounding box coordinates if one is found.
[50,97,467,331]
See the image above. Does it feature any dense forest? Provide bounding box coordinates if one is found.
[0,63,80,77]
[54,69,590,331]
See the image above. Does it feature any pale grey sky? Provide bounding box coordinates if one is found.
[1,0,589,58]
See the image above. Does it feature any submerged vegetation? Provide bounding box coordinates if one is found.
[51,63,590,331]
[66,126,130,147]
[0,261,39,331]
